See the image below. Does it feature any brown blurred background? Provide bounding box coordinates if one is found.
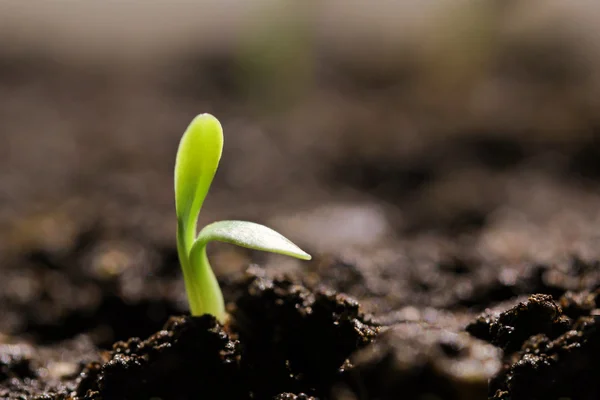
[2,0,600,285]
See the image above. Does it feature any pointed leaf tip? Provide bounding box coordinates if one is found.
[195,220,312,261]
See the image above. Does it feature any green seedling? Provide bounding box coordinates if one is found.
[175,113,311,322]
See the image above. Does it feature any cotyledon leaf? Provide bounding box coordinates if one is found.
[192,220,312,260]
[174,113,223,253]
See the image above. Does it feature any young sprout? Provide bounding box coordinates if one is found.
[174,113,311,322]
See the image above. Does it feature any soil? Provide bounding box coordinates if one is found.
[3,50,600,399]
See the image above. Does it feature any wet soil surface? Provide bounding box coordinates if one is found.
[4,58,600,399]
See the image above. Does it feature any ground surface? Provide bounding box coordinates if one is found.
[3,17,600,398]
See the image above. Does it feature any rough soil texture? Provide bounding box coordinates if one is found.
[4,23,600,398]
[470,293,600,400]
[1,269,378,400]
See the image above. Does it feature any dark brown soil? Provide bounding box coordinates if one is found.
[470,293,600,400]
[4,41,600,399]
[0,268,378,400]
[6,229,600,400]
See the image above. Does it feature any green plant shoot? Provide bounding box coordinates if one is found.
[174,113,311,322]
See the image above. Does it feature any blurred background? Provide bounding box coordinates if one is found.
[2,0,600,345]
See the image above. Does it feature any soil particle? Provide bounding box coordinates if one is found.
[490,314,600,400]
[231,267,379,399]
[284,235,600,319]
[559,289,599,319]
[75,315,243,400]
[0,228,185,347]
[467,294,570,352]
[52,266,380,400]
[0,344,35,382]
[467,290,600,399]
[273,394,318,400]
[333,323,501,400]
[0,335,99,400]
